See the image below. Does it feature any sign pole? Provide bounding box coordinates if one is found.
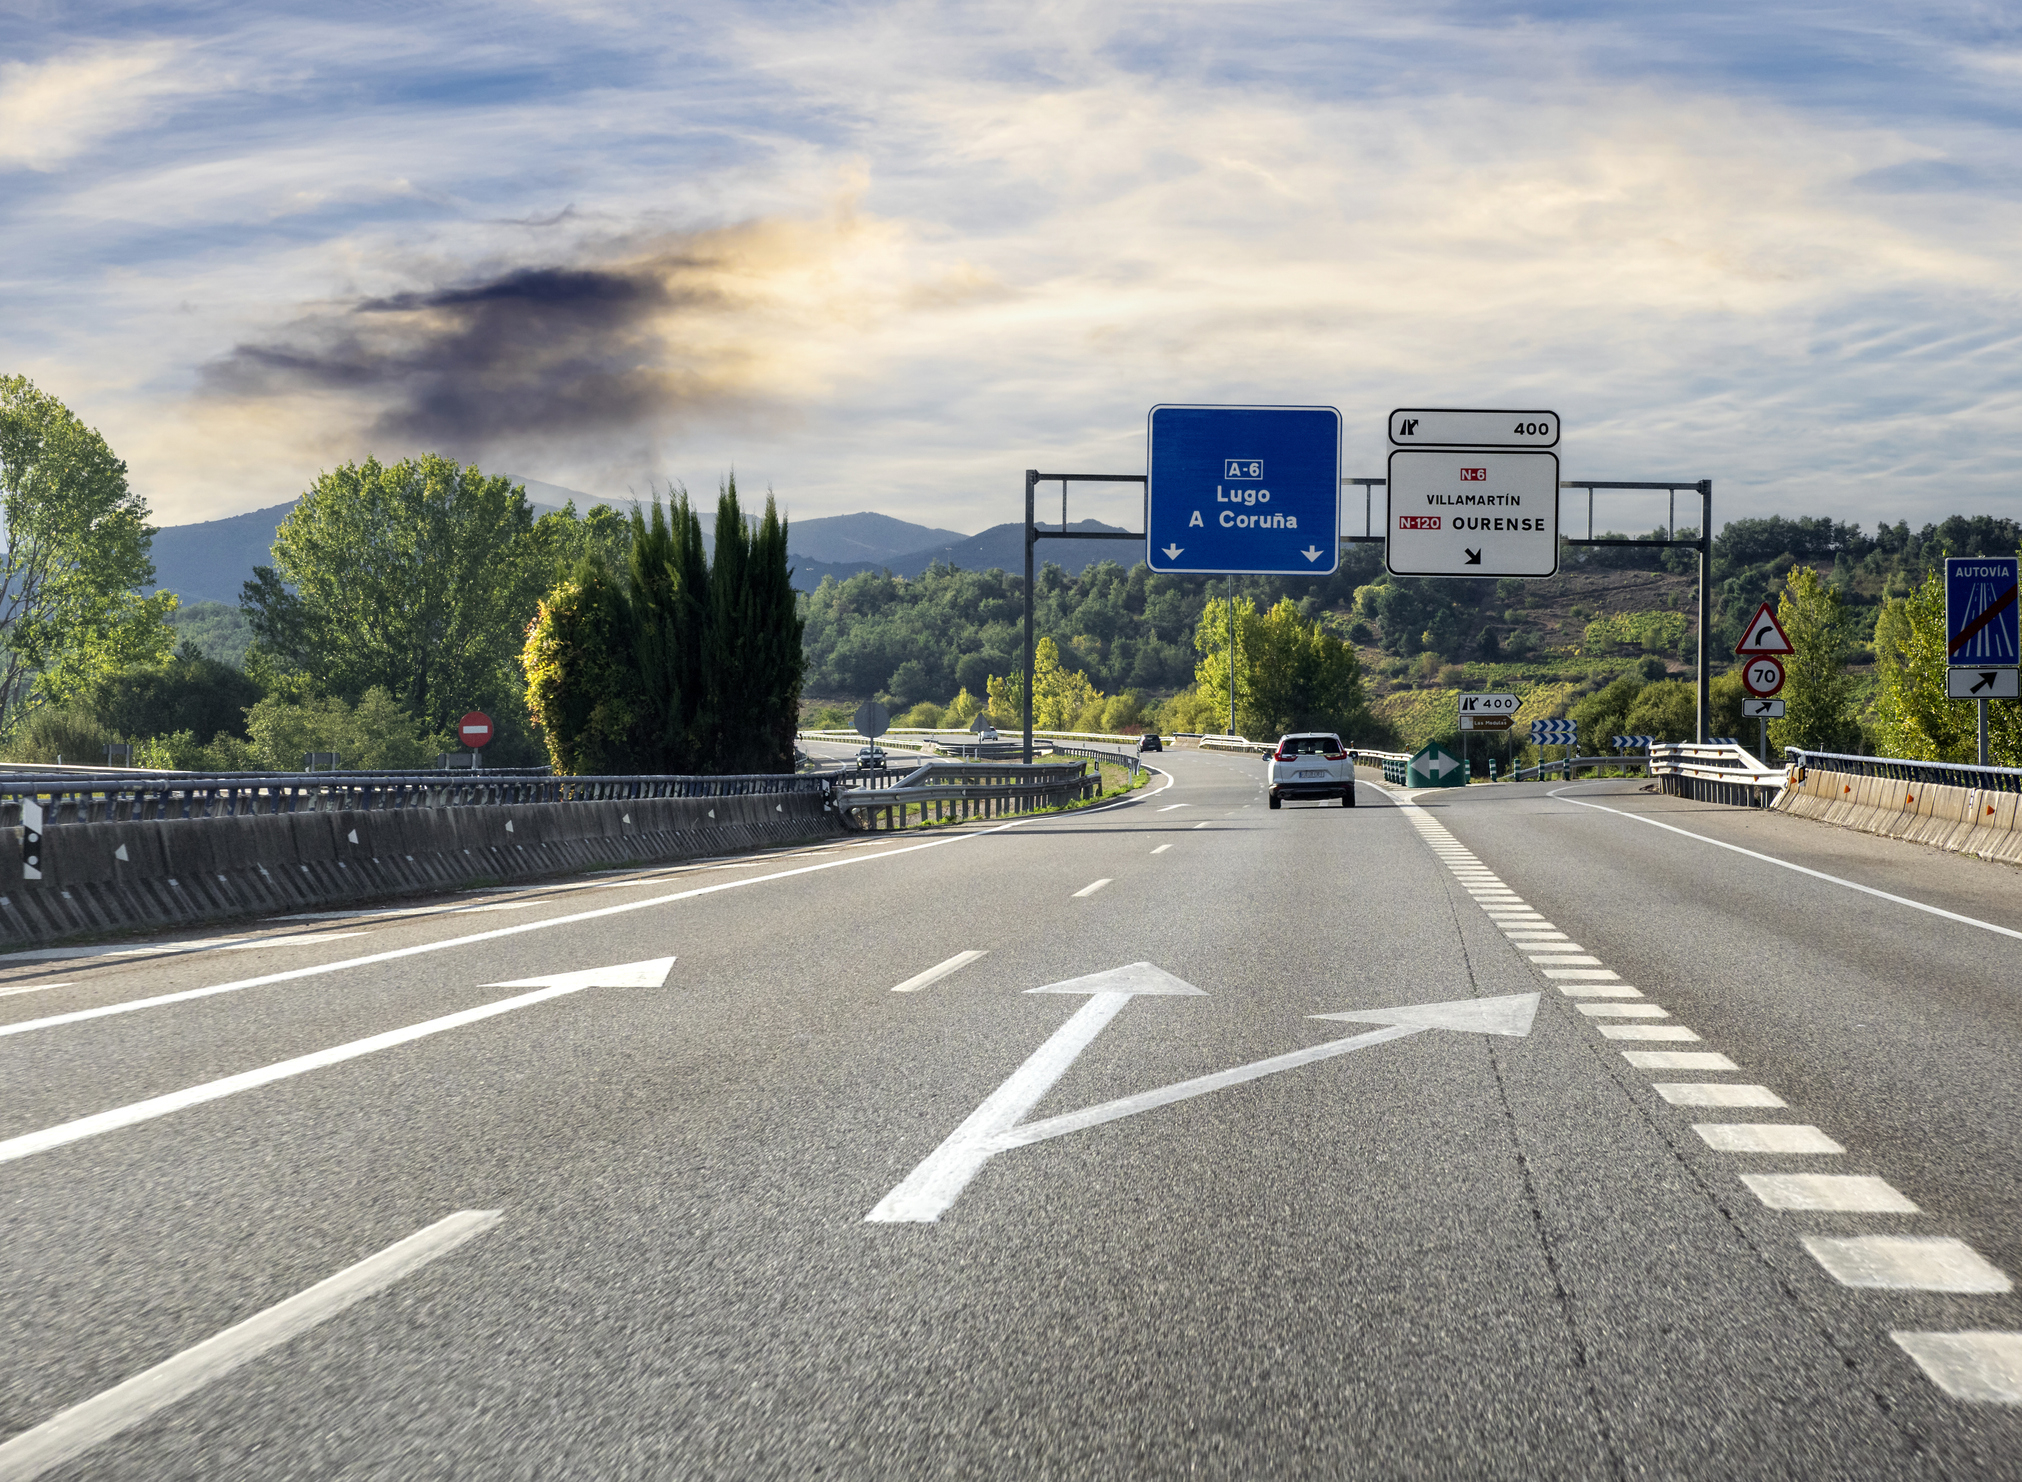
[1981,698,1991,768]
[1023,470,1037,766]
[1227,579,1236,736]
[1697,480,1712,746]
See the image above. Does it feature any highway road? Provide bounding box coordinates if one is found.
[3,748,2021,1478]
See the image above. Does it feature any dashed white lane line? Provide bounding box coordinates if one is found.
[1804,1237,2013,1293]
[1655,1083,1785,1107]
[1072,878,1113,898]
[1156,804,1190,811]
[1404,791,2022,1399]
[1151,844,1171,854]
[890,950,988,995]
[1621,1050,1738,1070]
[1193,822,1210,829]
[1742,1174,1919,1213]
[1892,1333,2022,1403]
[0,1209,501,1481]
[1596,1024,1701,1041]
[1696,1124,1844,1154]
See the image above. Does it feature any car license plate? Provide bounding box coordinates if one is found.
[1298,768,1324,778]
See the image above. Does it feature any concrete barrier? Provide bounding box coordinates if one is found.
[0,792,840,946]
[1775,766,2022,865]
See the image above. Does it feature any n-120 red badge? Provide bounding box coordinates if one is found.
[1398,515,1441,530]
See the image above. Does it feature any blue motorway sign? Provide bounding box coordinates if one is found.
[1146,405,1340,575]
[1946,555,2019,667]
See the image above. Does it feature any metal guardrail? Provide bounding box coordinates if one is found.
[1784,748,2022,795]
[826,758,1101,830]
[0,769,821,827]
[1510,755,1653,781]
[1649,742,1785,808]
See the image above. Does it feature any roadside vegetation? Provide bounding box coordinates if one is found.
[2,369,2014,774]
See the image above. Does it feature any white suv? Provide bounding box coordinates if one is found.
[1268,733,1356,809]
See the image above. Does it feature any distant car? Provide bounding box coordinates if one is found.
[976,724,999,741]
[1268,732,1355,808]
[1138,733,1163,753]
[855,746,887,769]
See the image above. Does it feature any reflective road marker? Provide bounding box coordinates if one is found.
[0,1210,500,1482]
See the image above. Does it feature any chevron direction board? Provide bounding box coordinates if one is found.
[1531,720,1577,744]
[1145,405,1340,576]
[1386,449,1559,578]
[1610,734,1658,749]
[1407,740,1466,787]
[1946,556,2019,668]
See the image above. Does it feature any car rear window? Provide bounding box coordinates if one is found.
[1278,735,1343,755]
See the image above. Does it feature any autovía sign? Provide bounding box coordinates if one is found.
[1146,405,1341,576]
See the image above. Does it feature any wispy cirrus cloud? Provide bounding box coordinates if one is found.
[0,39,222,171]
[3,1,2020,533]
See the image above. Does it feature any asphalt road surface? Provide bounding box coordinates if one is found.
[4,749,2021,1479]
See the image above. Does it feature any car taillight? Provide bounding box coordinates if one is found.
[1275,750,1294,760]
[1324,750,1346,760]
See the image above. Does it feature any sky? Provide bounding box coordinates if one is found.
[3,0,2020,538]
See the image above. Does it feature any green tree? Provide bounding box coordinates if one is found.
[241,454,557,759]
[1872,569,2021,763]
[83,645,262,743]
[1247,598,1368,738]
[1767,566,1862,756]
[1622,679,1696,742]
[0,376,177,734]
[243,687,451,771]
[521,480,804,775]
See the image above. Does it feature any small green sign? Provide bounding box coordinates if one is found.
[1407,741,1465,788]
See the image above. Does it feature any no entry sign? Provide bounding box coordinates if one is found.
[459,711,494,748]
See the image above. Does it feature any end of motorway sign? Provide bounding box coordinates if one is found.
[1147,405,1340,576]
[1945,555,2019,667]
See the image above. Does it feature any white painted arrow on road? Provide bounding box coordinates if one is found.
[866,965,1539,1223]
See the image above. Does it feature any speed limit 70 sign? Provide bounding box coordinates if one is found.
[1742,656,1786,698]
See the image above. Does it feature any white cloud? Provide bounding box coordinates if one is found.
[0,41,221,171]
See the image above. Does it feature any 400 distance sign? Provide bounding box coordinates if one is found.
[1742,656,1786,698]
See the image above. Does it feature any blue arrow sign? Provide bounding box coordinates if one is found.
[1945,555,2019,667]
[1146,405,1340,575]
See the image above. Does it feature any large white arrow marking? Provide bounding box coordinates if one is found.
[866,964,1537,1223]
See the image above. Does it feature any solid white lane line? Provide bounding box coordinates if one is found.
[0,983,72,999]
[0,971,645,1166]
[0,1210,500,1482]
[1742,1174,1918,1212]
[1892,1332,2022,1403]
[1578,1003,1669,1018]
[1072,879,1113,898]
[1804,1237,2011,1292]
[890,950,988,995]
[1151,844,1171,854]
[1551,787,2022,943]
[1695,1124,1843,1154]
[1654,1082,1784,1106]
[1622,1050,1737,1070]
[1597,1024,1700,1041]
[0,809,1064,1041]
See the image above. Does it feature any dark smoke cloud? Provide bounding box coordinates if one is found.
[201,248,742,446]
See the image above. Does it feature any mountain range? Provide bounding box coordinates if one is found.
[147,479,1137,605]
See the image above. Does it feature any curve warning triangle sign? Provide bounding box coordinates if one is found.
[1734,601,1794,655]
